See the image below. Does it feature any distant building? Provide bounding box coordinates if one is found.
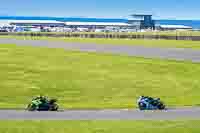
[64,22,131,30]
[9,20,65,27]
[128,14,155,30]
[0,15,194,32]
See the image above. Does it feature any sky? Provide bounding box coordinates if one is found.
[0,0,199,20]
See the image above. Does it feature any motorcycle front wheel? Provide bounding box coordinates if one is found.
[138,102,146,110]
[26,104,37,111]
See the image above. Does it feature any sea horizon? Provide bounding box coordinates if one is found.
[0,16,200,28]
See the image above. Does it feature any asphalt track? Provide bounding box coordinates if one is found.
[0,38,200,62]
[1,38,200,120]
[1,108,200,120]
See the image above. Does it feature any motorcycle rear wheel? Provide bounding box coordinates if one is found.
[157,102,165,110]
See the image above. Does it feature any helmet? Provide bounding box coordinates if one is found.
[137,96,144,103]
[40,96,48,103]
[140,96,144,99]
[33,95,41,100]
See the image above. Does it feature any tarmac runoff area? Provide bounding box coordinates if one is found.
[0,38,200,62]
[1,38,200,120]
[1,108,200,120]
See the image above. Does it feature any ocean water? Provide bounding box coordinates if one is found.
[157,20,200,29]
[0,16,200,29]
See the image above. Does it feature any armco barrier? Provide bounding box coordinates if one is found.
[1,32,200,41]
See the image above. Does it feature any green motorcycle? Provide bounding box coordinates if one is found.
[26,96,59,111]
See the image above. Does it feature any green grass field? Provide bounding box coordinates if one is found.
[1,35,200,49]
[1,121,200,133]
[0,44,200,109]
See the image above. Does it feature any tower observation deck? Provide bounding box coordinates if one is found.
[129,14,155,30]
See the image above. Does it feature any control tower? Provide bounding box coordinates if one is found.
[128,14,155,30]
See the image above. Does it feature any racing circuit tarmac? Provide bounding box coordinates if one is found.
[1,38,200,62]
[1,108,200,120]
[1,38,200,120]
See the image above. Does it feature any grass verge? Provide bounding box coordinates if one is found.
[1,35,200,49]
[0,121,200,133]
[2,31,200,36]
[0,44,200,109]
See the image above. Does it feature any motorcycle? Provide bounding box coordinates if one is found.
[137,96,165,110]
[26,97,59,111]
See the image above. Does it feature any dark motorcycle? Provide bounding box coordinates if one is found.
[26,97,59,111]
[137,96,165,110]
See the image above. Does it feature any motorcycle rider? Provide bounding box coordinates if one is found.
[30,96,42,110]
[137,95,163,110]
[28,95,59,111]
[31,95,49,110]
[137,96,150,103]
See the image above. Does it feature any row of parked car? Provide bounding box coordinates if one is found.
[0,25,139,33]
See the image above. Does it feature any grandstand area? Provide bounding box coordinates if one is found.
[0,15,193,32]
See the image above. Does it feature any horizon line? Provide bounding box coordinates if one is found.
[0,15,199,21]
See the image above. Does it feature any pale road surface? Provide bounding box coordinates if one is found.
[0,38,200,120]
[0,108,200,120]
[0,38,200,62]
